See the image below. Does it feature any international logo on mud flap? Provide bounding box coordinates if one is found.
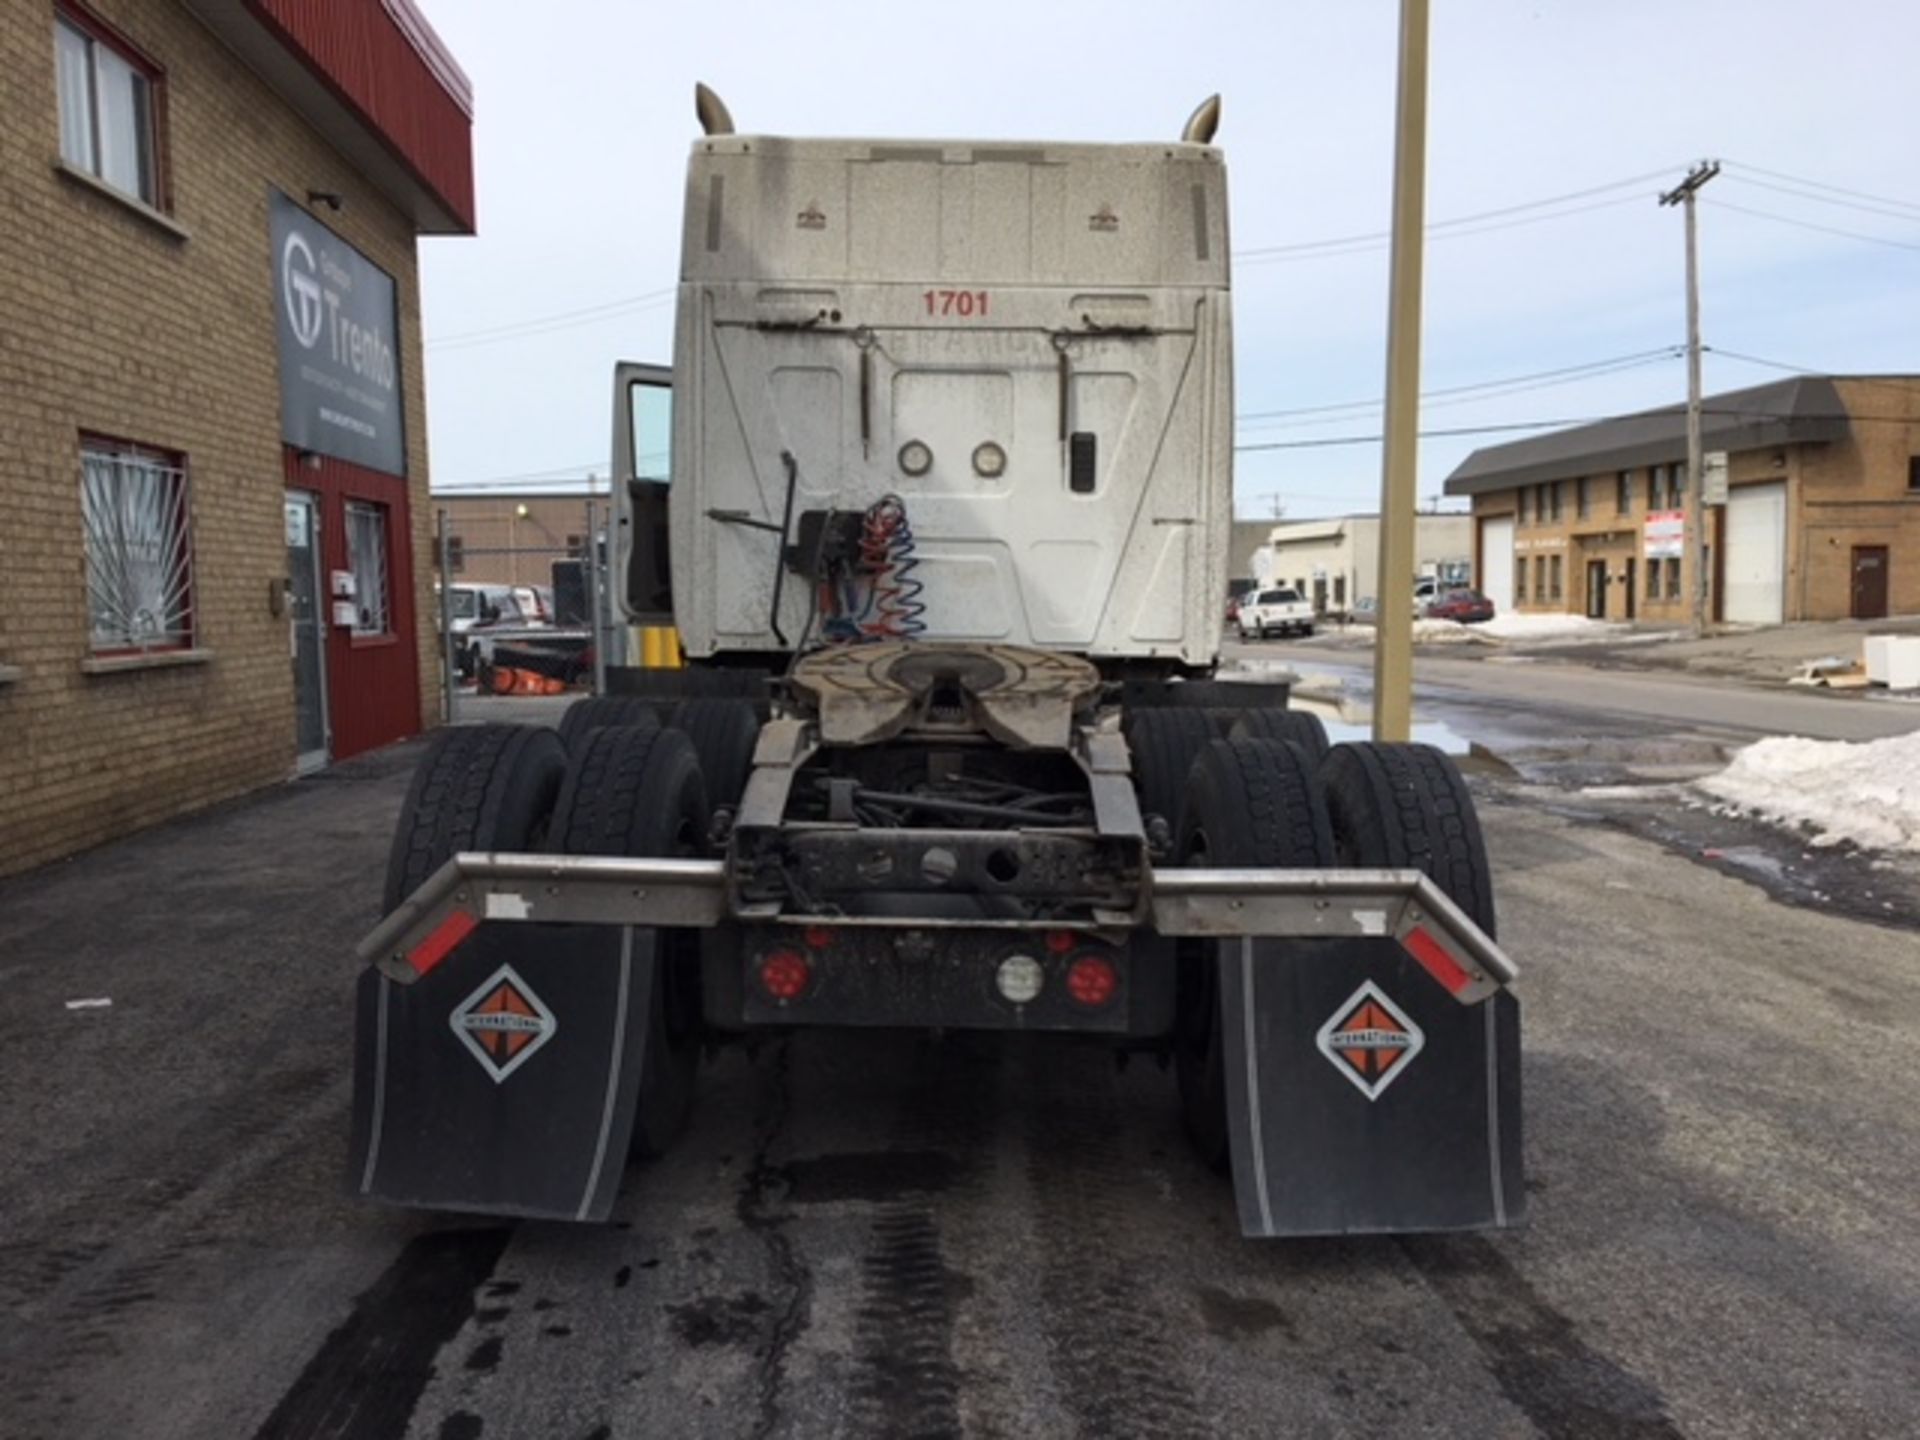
[449,965,558,1083]
[1316,981,1424,1100]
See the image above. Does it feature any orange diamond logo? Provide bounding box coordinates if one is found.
[1316,981,1424,1100]
[450,965,557,1083]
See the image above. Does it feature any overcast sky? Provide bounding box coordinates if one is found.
[413,0,1920,519]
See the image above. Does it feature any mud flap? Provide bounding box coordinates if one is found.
[1221,936,1523,1238]
[349,922,653,1221]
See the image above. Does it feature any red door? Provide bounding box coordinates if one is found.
[283,449,423,759]
[1851,547,1889,621]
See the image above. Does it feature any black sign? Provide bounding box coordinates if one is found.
[271,191,406,476]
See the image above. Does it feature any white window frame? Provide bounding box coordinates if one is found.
[54,7,162,208]
[345,501,392,637]
[81,439,194,654]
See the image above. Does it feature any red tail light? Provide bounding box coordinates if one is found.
[759,950,812,1001]
[1065,954,1118,1008]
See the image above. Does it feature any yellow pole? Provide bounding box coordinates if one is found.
[1372,0,1430,744]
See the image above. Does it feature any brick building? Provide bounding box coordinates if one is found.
[1266,514,1473,617]
[0,0,474,875]
[1444,377,1920,623]
[437,489,606,588]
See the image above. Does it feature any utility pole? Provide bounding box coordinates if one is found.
[1660,159,1719,637]
[1372,0,1429,743]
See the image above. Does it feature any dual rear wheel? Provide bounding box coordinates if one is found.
[382,698,764,1159]
[1153,729,1496,1171]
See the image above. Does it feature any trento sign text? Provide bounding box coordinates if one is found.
[270,191,405,475]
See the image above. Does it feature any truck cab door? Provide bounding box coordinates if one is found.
[613,361,674,625]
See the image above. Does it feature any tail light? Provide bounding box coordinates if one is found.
[1065,954,1118,1009]
[759,949,812,1002]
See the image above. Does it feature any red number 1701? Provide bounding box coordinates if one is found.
[924,289,989,317]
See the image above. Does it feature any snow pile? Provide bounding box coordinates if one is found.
[1477,613,1628,642]
[1411,618,1490,644]
[1696,730,1920,852]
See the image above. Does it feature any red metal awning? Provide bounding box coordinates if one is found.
[180,0,475,234]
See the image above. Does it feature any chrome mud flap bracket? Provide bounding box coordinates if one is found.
[349,921,656,1222]
[1152,869,1525,1239]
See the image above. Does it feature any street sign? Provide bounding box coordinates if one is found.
[1703,451,1729,506]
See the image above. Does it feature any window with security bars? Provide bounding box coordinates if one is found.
[346,502,391,635]
[55,7,164,208]
[82,440,193,653]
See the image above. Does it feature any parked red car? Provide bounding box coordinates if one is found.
[1424,588,1495,623]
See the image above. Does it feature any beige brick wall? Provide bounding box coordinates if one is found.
[1794,379,1920,619]
[438,493,603,587]
[0,0,441,875]
[1470,380,1920,623]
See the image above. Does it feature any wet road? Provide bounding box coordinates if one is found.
[1227,639,1920,748]
[2,744,1918,1439]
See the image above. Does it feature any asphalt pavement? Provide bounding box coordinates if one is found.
[2,731,1918,1439]
[1227,638,1920,747]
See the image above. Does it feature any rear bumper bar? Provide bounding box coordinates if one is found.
[359,852,1515,1004]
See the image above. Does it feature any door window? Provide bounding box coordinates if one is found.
[345,501,390,635]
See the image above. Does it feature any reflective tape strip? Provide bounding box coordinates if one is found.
[406,909,478,978]
[1403,925,1471,997]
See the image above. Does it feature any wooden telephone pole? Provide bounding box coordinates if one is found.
[1372,0,1430,742]
[1660,160,1720,637]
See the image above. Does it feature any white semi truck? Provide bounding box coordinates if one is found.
[350,89,1523,1238]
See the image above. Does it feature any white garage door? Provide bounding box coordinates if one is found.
[1479,515,1515,612]
[1724,482,1786,624]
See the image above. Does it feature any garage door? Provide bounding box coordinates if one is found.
[1724,482,1786,624]
[1479,515,1515,612]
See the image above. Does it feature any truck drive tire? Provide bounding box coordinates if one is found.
[1229,708,1330,767]
[1125,707,1217,840]
[557,695,661,752]
[382,724,568,915]
[667,697,762,812]
[1174,737,1335,1171]
[548,725,711,1158]
[1319,742,1496,936]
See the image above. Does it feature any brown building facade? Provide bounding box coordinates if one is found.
[1445,377,1920,625]
[436,489,606,589]
[0,1,473,875]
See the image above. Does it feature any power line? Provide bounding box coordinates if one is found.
[1235,348,1681,430]
[1722,172,1920,226]
[1233,167,1675,261]
[427,288,677,351]
[1235,418,1613,453]
[423,173,1681,348]
[1707,199,1920,255]
[430,459,608,491]
[418,161,1914,352]
[1708,349,1920,396]
[1236,194,1650,267]
[1721,161,1920,219]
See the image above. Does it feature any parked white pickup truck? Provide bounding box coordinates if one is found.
[1235,585,1316,639]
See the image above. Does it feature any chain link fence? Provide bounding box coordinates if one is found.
[432,497,621,723]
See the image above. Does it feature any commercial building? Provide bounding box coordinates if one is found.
[1265,514,1473,617]
[0,0,474,875]
[437,489,606,588]
[1444,377,1920,623]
